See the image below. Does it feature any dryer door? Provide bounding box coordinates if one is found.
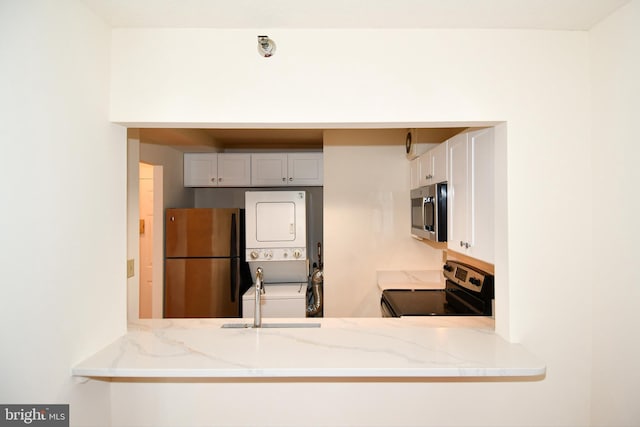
[256,201,297,242]
[245,191,307,250]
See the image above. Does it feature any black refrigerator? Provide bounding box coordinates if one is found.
[164,208,249,318]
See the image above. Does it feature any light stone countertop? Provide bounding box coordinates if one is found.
[377,270,445,290]
[72,317,544,379]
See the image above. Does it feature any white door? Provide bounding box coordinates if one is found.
[468,128,495,263]
[448,132,470,252]
[139,163,154,318]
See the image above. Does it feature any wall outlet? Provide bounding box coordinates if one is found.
[127,259,135,278]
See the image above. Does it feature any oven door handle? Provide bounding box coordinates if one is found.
[380,297,396,317]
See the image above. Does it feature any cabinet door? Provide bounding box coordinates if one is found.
[447,129,494,264]
[430,141,448,184]
[467,128,494,263]
[251,153,288,186]
[184,153,217,187]
[217,153,251,187]
[288,152,323,186]
[447,132,470,253]
[417,152,433,187]
[409,157,421,189]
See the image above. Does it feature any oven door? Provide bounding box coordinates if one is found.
[381,288,487,317]
[381,289,449,316]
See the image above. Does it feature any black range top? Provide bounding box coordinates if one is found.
[380,261,494,317]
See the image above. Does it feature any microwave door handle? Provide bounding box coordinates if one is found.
[424,197,434,231]
[422,197,428,230]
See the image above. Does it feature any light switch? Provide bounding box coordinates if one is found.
[127,259,135,278]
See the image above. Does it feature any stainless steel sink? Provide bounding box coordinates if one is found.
[221,322,321,329]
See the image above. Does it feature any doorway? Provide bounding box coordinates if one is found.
[139,162,164,318]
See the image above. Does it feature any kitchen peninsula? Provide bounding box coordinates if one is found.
[73,318,544,379]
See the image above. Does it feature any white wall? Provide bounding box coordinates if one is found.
[2,2,633,424]
[589,1,640,424]
[323,129,445,316]
[0,0,126,425]
[108,27,599,426]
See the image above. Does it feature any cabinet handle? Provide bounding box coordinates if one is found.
[218,177,222,182]
[282,177,286,182]
[289,177,293,181]
[211,178,216,182]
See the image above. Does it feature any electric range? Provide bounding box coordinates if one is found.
[380,260,494,317]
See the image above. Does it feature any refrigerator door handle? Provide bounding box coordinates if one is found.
[230,213,238,258]
[230,212,238,303]
[230,257,237,303]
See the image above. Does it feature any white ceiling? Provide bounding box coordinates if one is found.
[83,0,629,31]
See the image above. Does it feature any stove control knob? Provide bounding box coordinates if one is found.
[264,250,273,259]
[469,277,481,286]
[443,264,453,272]
[250,251,259,260]
[293,249,302,259]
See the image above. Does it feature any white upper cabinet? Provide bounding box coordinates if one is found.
[409,157,421,190]
[252,152,323,186]
[184,153,218,187]
[185,152,323,188]
[448,133,470,252]
[251,153,288,186]
[447,128,494,263]
[287,153,323,186]
[413,141,449,188]
[417,151,433,187]
[217,153,252,186]
[430,141,448,184]
[184,153,251,187]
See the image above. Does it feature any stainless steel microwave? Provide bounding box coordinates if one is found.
[410,183,447,242]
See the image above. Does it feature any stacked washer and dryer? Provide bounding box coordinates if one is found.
[242,191,309,318]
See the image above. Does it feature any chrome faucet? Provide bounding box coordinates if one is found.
[254,267,265,328]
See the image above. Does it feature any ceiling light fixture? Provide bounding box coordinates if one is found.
[257,35,276,58]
